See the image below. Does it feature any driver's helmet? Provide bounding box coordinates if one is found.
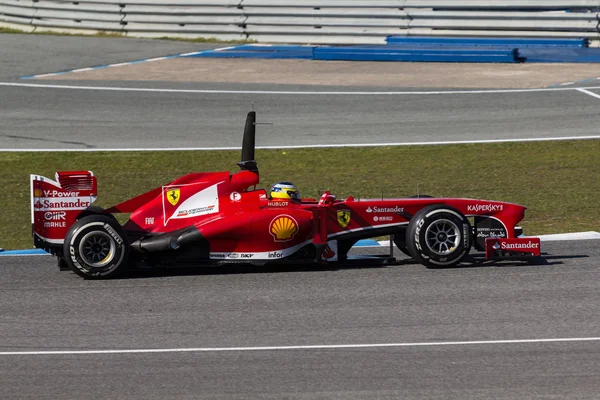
[270,182,300,201]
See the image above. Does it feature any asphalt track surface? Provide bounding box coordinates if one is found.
[2,35,600,399]
[0,240,599,399]
[1,35,600,149]
[0,34,217,81]
[3,81,600,149]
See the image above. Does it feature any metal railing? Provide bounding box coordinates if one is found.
[1,1,599,44]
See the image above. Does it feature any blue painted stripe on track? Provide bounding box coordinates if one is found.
[0,249,49,256]
[353,239,381,247]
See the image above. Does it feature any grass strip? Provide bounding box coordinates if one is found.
[1,140,598,250]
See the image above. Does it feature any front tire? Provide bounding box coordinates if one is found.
[393,194,434,257]
[393,228,411,257]
[63,215,129,279]
[406,205,471,268]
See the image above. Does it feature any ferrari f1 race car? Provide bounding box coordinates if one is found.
[31,112,541,279]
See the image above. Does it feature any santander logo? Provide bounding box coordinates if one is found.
[501,241,540,250]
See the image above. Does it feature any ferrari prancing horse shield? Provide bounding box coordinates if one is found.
[337,210,351,228]
[166,188,180,206]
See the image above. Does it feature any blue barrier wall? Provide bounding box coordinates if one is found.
[188,44,520,63]
[386,36,588,48]
[312,47,518,63]
[186,38,600,63]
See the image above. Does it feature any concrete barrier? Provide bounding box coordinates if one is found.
[1,1,599,44]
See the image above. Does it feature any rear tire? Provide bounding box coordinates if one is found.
[63,215,129,279]
[406,205,471,268]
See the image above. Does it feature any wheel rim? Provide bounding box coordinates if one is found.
[424,219,461,256]
[79,231,116,268]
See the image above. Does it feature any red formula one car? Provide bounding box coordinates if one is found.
[30,112,541,279]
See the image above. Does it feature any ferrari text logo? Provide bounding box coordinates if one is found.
[337,210,351,228]
[166,188,180,206]
[269,215,299,242]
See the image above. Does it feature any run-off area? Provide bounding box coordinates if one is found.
[0,239,599,399]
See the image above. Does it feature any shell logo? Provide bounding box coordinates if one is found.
[269,215,299,242]
[33,188,43,198]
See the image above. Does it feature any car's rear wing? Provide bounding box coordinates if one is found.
[31,171,97,254]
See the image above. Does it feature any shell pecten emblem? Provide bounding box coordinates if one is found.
[269,215,299,242]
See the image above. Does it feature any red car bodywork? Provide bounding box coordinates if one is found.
[30,112,539,275]
[32,168,526,262]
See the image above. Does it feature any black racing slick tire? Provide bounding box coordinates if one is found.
[393,194,434,258]
[393,228,411,257]
[405,205,472,269]
[63,215,129,279]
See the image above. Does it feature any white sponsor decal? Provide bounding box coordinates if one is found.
[467,204,504,212]
[374,216,393,222]
[209,241,312,260]
[166,183,220,224]
[69,246,80,269]
[177,205,215,217]
[268,201,289,207]
[145,217,154,225]
[501,241,539,250]
[230,192,241,202]
[414,218,425,251]
[104,224,123,245]
[43,221,66,228]
[211,253,255,260]
[34,197,91,211]
[43,190,80,198]
[477,230,506,238]
[44,211,66,221]
[369,206,404,214]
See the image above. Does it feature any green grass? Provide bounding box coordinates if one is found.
[0,26,255,43]
[1,140,598,250]
[0,27,24,34]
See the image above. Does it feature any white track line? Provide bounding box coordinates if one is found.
[2,135,599,153]
[577,88,600,100]
[18,47,232,79]
[1,337,599,356]
[3,82,600,96]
